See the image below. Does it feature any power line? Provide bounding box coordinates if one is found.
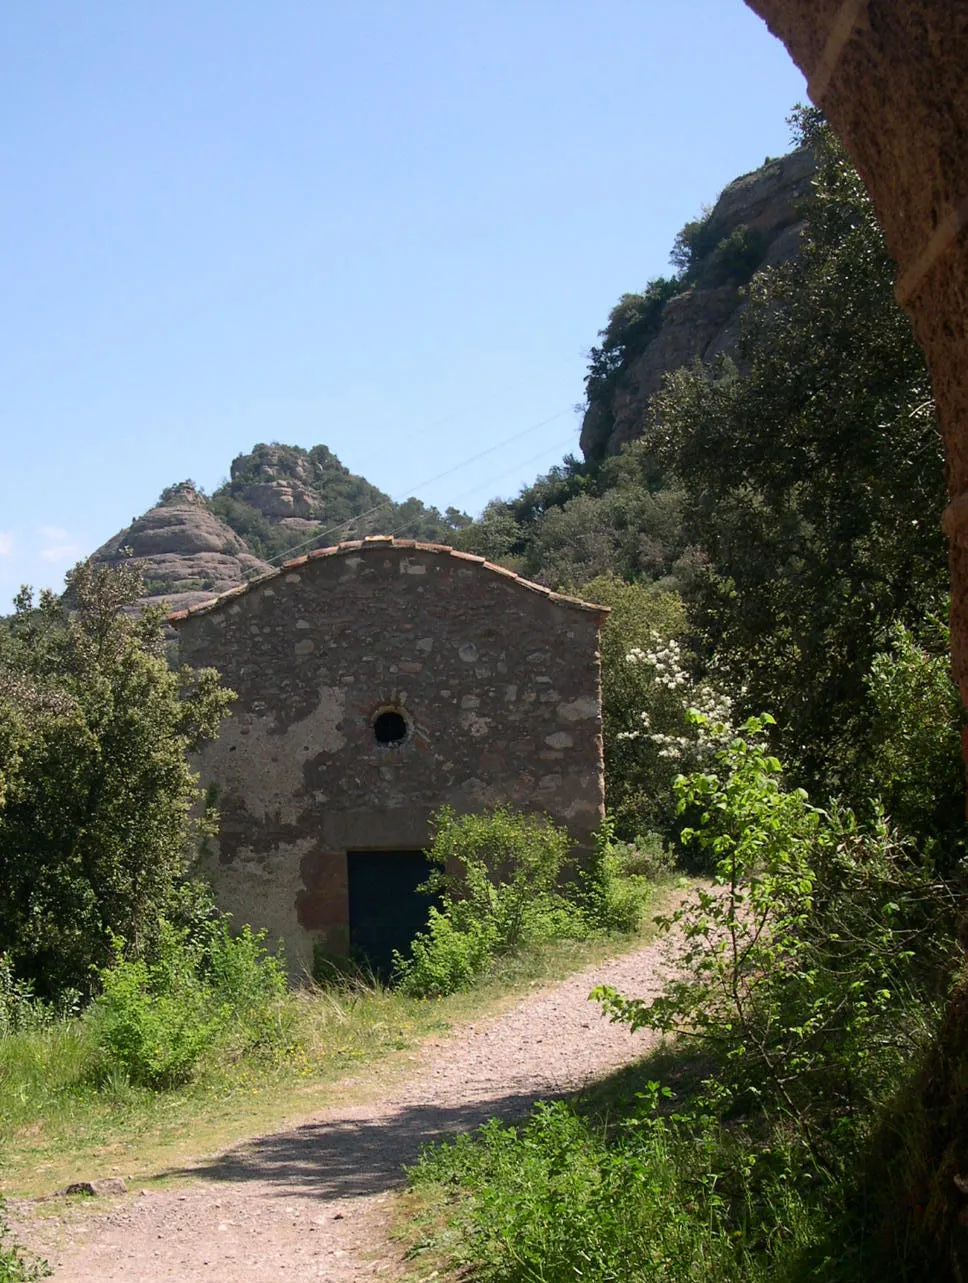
[247,407,575,573]
[395,436,579,529]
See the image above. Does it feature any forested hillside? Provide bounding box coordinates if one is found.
[459,108,953,842]
[86,147,819,614]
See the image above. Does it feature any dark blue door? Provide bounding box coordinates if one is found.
[347,850,436,977]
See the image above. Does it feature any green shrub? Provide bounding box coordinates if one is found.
[407,1096,807,1283]
[437,805,574,947]
[199,919,286,1008]
[393,806,658,998]
[578,815,650,934]
[862,617,965,858]
[614,831,676,879]
[394,806,584,997]
[396,909,496,998]
[595,713,958,1144]
[89,917,289,1088]
[90,929,217,1089]
[200,918,291,1054]
[706,224,768,285]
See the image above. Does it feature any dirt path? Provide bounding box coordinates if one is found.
[10,921,687,1282]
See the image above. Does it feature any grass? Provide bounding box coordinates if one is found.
[0,878,681,1199]
[394,1038,716,1282]
[394,1036,846,1283]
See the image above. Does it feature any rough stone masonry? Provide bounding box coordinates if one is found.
[171,537,607,976]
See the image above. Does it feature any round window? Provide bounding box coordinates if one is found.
[372,709,408,745]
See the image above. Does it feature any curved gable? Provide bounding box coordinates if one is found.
[169,535,607,625]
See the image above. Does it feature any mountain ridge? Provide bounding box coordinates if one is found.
[91,444,470,609]
[579,146,815,461]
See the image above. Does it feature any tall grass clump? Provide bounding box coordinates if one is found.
[0,953,78,1037]
[394,806,648,998]
[89,917,289,1089]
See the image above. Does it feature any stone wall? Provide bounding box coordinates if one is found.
[171,537,606,976]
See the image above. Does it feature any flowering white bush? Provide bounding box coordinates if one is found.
[618,632,732,770]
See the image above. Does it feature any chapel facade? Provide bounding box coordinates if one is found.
[171,537,607,975]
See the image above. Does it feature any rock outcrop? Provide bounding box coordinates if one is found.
[89,443,462,609]
[91,483,272,613]
[217,442,389,536]
[580,147,815,461]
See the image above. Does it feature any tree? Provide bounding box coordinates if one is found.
[583,279,681,427]
[651,112,948,795]
[519,442,687,589]
[573,574,707,839]
[453,441,687,591]
[452,500,523,564]
[0,561,234,998]
[862,617,965,859]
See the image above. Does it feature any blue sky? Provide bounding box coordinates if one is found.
[0,2,805,597]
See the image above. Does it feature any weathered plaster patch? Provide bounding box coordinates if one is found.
[204,686,346,824]
[204,838,315,978]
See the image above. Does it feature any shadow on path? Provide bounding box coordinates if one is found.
[158,1088,545,1200]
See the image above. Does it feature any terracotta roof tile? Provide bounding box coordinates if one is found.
[168,537,609,625]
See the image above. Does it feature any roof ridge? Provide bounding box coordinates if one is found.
[168,537,609,622]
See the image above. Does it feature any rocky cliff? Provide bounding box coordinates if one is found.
[210,442,392,550]
[91,483,273,613]
[580,147,816,462]
[91,444,465,608]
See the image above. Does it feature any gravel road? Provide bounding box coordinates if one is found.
[10,914,687,1282]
